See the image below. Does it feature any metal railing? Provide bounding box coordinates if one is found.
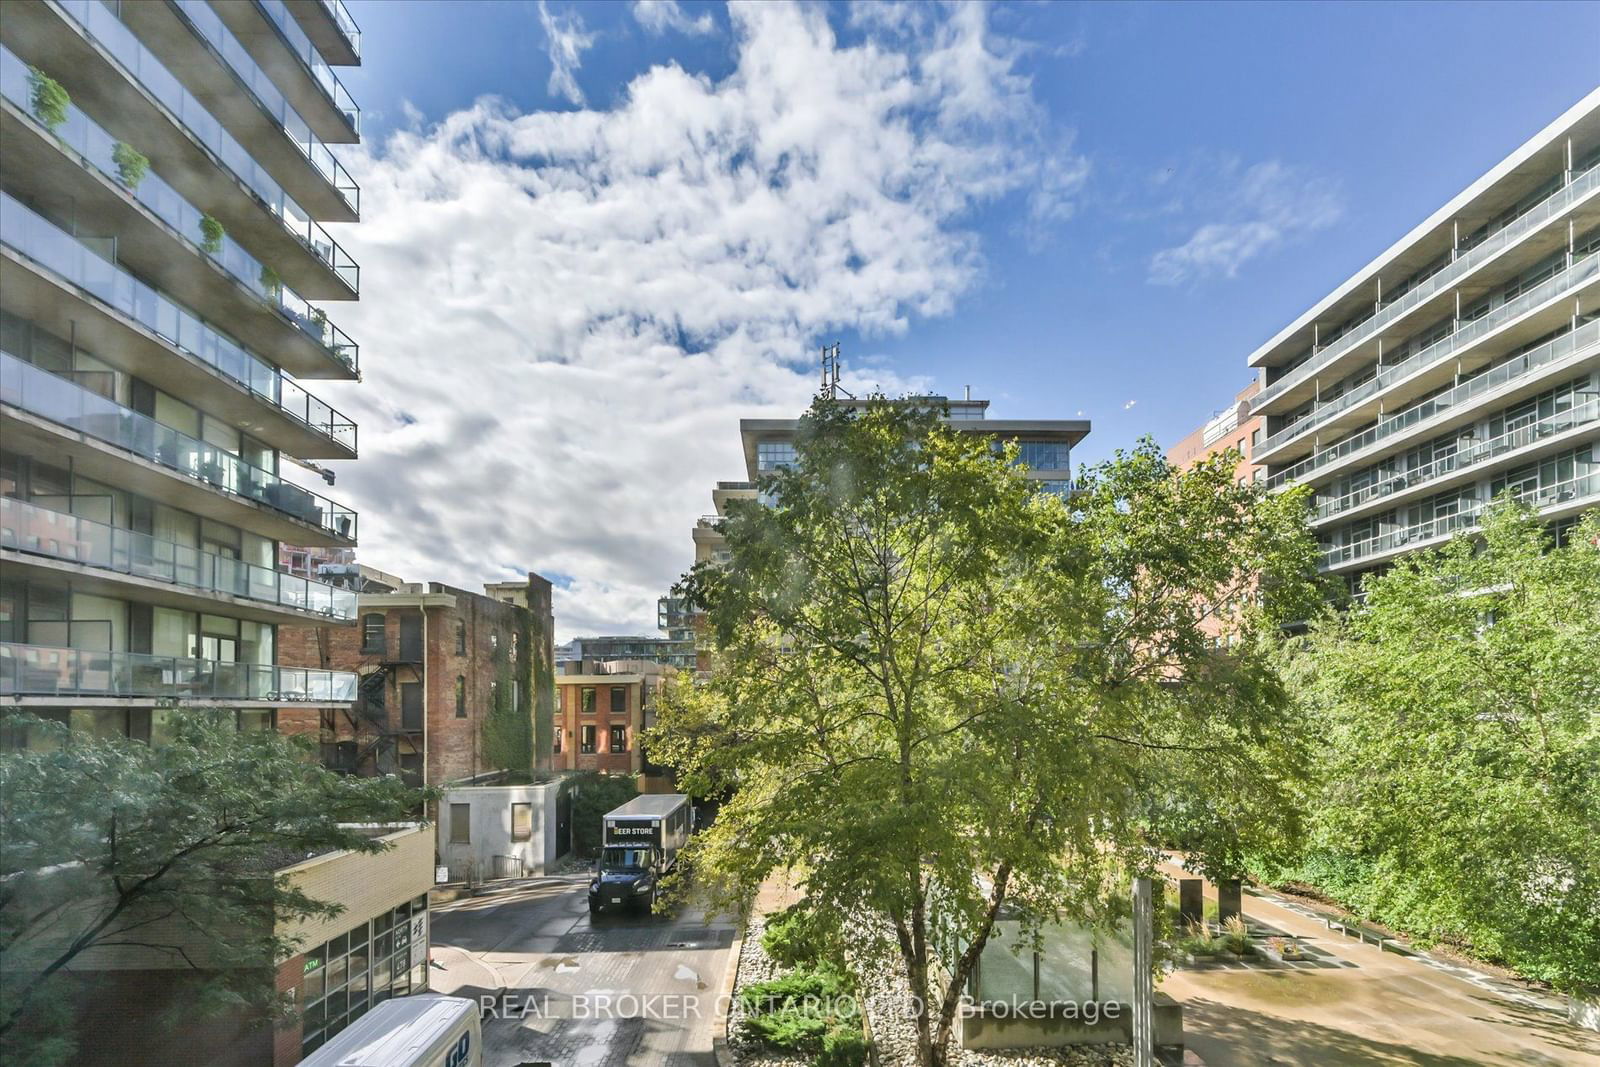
[1256,164,1600,411]
[0,641,357,701]
[168,0,360,210]
[1261,250,1600,454]
[0,497,357,619]
[46,3,362,273]
[1,56,360,358]
[1321,469,1600,569]
[1,352,358,541]
[319,0,361,59]
[1312,399,1600,521]
[254,0,359,133]
[1268,305,1600,491]
[1,193,358,447]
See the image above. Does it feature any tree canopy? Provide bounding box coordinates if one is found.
[1269,502,1600,994]
[648,395,1320,1065]
[0,711,426,1064]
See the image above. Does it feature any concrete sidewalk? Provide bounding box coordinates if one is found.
[1158,865,1600,1066]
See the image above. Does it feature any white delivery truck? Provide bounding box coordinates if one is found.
[589,793,693,915]
[297,993,480,1067]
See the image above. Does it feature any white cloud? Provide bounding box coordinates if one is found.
[325,1,1080,639]
[1148,159,1342,285]
[537,0,596,106]
[632,0,715,37]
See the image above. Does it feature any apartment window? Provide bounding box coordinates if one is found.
[580,725,596,754]
[361,613,385,654]
[1016,441,1070,471]
[1250,428,1262,448]
[581,687,595,714]
[610,687,626,714]
[455,620,466,655]
[609,725,627,753]
[454,676,466,718]
[449,803,471,843]
[757,440,797,470]
[553,728,562,754]
[400,683,422,732]
[511,803,533,842]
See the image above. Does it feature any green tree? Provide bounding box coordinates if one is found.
[566,771,639,857]
[0,711,427,1064]
[649,396,1319,1065]
[1278,501,1600,993]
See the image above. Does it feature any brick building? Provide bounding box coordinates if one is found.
[279,573,555,787]
[554,660,673,782]
[1167,380,1264,482]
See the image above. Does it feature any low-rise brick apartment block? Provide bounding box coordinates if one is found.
[279,571,555,786]
[554,659,673,786]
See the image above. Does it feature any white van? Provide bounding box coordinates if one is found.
[297,994,480,1067]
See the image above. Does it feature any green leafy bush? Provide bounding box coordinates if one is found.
[111,142,149,189]
[761,901,842,969]
[817,1023,869,1067]
[198,214,225,254]
[741,1008,829,1051]
[258,264,282,297]
[738,961,851,1013]
[27,67,69,131]
[566,771,638,857]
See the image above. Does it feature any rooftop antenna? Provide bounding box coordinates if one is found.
[820,342,854,400]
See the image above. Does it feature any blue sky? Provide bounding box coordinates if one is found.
[322,1,1600,636]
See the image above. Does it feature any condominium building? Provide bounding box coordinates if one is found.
[1168,380,1264,484]
[694,392,1091,567]
[556,633,696,673]
[1249,90,1600,593]
[1,0,367,734]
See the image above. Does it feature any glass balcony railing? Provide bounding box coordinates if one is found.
[1312,398,1600,522]
[254,0,358,133]
[320,0,361,58]
[1,352,358,541]
[1,192,358,449]
[1268,289,1600,490]
[45,6,360,279]
[1321,470,1600,569]
[0,497,357,619]
[1257,164,1600,411]
[168,0,360,210]
[0,641,357,702]
[1,56,360,357]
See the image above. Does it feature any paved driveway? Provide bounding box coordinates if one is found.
[429,874,738,1067]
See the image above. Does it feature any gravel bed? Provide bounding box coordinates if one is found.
[732,910,1132,1067]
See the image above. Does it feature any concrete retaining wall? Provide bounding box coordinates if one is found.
[958,993,1182,1050]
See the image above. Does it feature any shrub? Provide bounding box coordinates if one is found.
[817,1023,869,1067]
[198,215,225,254]
[741,1008,829,1052]
[27,67,69,131]
[761,901,842,969]
[1221,915,1252,956]
[738,961,851,1014]
[111,142,149,189]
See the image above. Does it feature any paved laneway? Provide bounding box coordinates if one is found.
[1157,863,1600,1066]
[428,874,739,1067]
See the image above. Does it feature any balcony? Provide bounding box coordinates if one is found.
[283,0,360,67]
[1255,164,1600,413]
[1311,398,1600,525]
[1,497,357,622]
[1267,319,1600,491]
[1320,469,1600,572]
[39,0,357,221]
[131,0,361,212]
[1,199,358,459]
[0,641,357,704]
[211,0,359,143]
[1258,250,1600,462]
[1,352,358,545]
[0,107,359,382]
[0,12,357,294]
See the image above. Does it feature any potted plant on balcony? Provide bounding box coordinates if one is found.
[27,66,69,132]
[198,214,225,254]
[111,141,149,190]
[258,264,283,301]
